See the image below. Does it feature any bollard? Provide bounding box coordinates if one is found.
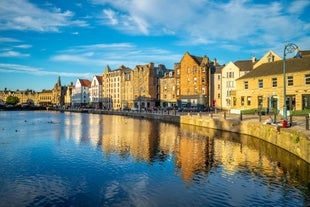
[210,113,213,118]
[306,115,309,130]
[274,113,277,124]
[259,111,261,122]
[289,114,293,127]
[240,112,242,121]
[224,112,226,119]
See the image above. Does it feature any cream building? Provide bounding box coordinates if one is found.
[231,51,310,114]
[159,70,176,108]
[90,75,103,109]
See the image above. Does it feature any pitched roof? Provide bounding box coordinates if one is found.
[79,79,91,87]
[238,55,310,80]
[234,60,254,71]
[94,75,102,84]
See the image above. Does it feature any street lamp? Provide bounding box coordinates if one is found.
[283,42,299,120]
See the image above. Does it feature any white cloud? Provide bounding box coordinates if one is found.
[0,37,21,43]
[0,51,30,57]
[0,63,92,78]
[50,43,180,69]
[0,0,88,32]
[92,0,309,49]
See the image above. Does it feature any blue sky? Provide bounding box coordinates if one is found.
[0,0,309,91]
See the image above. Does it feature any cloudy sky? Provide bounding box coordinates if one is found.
[0,0,309,91]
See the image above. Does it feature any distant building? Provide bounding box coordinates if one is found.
[90,75,103,109]
[159,70,176,108]
[71,79,91,107]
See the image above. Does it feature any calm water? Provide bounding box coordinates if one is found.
[0,111,309,207]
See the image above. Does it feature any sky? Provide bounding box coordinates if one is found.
[0,0,309,91]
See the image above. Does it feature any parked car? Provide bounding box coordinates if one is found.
[122,106,130,111]
[131,107,138,112]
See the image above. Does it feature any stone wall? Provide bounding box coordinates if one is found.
[181,115,310,164]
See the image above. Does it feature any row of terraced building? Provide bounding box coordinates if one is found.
[1,50,310,115]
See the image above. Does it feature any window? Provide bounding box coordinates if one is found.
[176,89,180,96]
[218,93,221,98]
[272,78,277,87]
[247,96,251,106]
[241,96,244,106]
[288,76,293,86]
[193,66,197,73]
[258,80,263,88]
[176,79,180,85]
[244,81,248,89]
[217,84,220,89]
[176,69,180,75]
[202,88,205,94]
[217,75,220,80]
[202,77,205,84]
[187,67,190,73]
[194,77,197,84]
[305,74,310,85]
[202,67,206,72]
[233,97,236,106]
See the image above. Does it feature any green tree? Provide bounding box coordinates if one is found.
[6,95,19,105]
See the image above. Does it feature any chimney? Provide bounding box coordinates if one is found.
[252,56,256,63]
[214,58,217,66]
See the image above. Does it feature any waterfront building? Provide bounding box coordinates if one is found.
[175,52,214,110]
[0,89,38,105]
[38,90,53,106]
[133,62,158,110]
[211,63,223,110]
[71,79,91,108]
[64,82,74,108]
[159,70,176,108]
[102,65,123,110]
[90,75,103,109]
[231,50,310,114]
[120,65,134,109]
[221,59,254,111]
[51,75,66,107]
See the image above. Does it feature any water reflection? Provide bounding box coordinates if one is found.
[61,113,309,188]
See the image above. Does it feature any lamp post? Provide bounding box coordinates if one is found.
[283,42,299,120]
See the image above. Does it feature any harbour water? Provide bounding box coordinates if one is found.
[0,111,309,207]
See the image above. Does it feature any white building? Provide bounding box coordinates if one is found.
[89,75,103,109]
[71,79,91,107]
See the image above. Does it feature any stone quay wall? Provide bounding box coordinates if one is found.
[181,114,310,164]
[60,109,310,164]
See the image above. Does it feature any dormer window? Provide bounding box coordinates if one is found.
[268,53,274,62]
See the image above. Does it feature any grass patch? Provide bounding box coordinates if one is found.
[291,109,310,116]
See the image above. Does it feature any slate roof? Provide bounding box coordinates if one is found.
[238,55,310,80]
[234,60,254,71]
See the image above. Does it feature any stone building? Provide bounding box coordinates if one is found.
[231,51,310,114]
[159,70,176,108]
[133,62,158,111]
[175,52,213,111]
[120,65,134,109]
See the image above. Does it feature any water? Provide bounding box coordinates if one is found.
[0,111,309,207]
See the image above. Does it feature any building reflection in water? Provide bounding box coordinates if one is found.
[63,114,309,186]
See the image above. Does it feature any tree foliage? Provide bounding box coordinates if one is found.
[6,95,20,105]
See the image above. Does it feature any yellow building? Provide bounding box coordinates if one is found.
[120,66,134,109]
[231,51,310,114]
[175,52,212,110]
[133,62,158,110]
[0,89,38,105]
[159,70,176,108]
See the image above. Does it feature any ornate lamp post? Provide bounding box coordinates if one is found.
[283,42,299,120]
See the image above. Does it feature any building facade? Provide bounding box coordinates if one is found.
[176,52,212,111]
[159,70,176,108]
[231,52,310,114]
[71,79,91,107]
[90,75,103,109]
